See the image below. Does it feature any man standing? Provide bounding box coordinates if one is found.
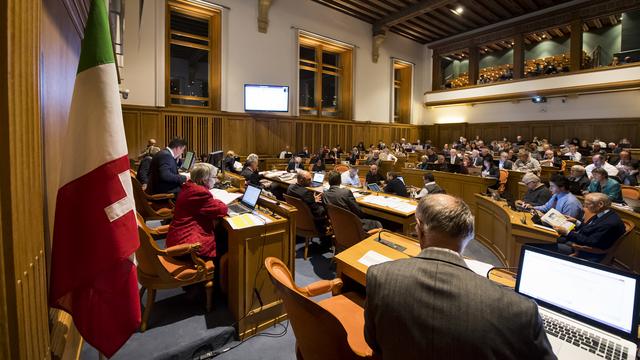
[364,194,556,360]
[147,138,187,196]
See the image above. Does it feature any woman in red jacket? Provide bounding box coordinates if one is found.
[166,162,228,259]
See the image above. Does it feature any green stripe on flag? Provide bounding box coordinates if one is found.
[77,0,115,74]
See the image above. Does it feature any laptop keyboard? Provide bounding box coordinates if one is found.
[228,203,249,214]
[541,313,629,359]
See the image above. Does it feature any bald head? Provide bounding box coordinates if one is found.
[415,194,474,252]
[296,170,311,186]
[584,192,611,214]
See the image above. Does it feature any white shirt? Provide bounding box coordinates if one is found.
[567,151,582,161]
[415,181,437,199]
[279,150,290,159]
[585,162,619,178]
[341,171,361,187]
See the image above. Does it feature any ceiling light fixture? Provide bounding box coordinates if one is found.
[450,6,464,15]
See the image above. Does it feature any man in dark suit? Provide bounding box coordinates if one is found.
[498,151,513,170]
[241,159,261,187]
[222,151,238,173]
[383,172,408,197]
[287,171,327,232]
[322,171,381,231]
[364,194,556,360]
[552,192,626,262]
[147,138,187,196]
[365,164,384,185]
[286,156,304,172]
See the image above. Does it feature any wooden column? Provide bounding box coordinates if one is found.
[570,18,583,71]
[513,33,525,79]
[468,46,479,86]
[0,0,50,359]
[431,50,442,90]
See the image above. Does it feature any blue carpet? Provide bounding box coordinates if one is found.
[81,232,499,359]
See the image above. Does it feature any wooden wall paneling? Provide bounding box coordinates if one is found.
[140,111,164,149]
[531,125,551,142]
[164,113,179,143]
[212,115,223,152]
[123,110,141,159]
[181,115,195,155]
[254,119,272,155]
[295,123,304,151]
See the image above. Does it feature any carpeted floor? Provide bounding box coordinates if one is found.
[81,233,502,359]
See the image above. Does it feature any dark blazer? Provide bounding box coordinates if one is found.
[364,248,556,360]
[286,161,304,172]
[424,183,445,194]
[286,183,325,219]
[483,166,499,178]
[136,156,153,185]
[322,186,364,218]
[148,149,186,195]
[347,153,358,165]
[223,156,236,172]
[366,172,384,185]
[240,167,261,187]
[565,210,625,251]
[471,157,483,167]
[569,174,591,195]
[499,159,513,170]
[383,178,408,197]
[524,185,552,206]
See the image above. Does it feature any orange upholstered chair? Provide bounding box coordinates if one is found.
[326,204,381,254]
[621,186,640,200]
[284,194,328,260]
[498,169,509,194]
[570,220,635,266]
[264,257,378,360]
[130,172,174,222]
[135,212,214,332]
[334,164,350,173]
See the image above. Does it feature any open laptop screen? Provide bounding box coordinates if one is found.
[241,185,262,208]
[516,246,639,339]
[312,172,324,184]
[180,151,195,171]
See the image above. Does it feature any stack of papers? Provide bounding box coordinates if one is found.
[360,195,417,214]
[464,259,495,277]
[357,250,392,267]
[210,189,243,205]
[226,213,272,230]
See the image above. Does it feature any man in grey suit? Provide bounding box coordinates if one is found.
[364,194,556,360]
[322,171,381,232]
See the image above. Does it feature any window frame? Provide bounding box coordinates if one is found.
[166,0,221,110]
[391,59,413,124]
[298,33,353,120]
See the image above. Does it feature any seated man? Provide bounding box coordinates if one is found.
[365,150,381,166]
[525,174,583,219]
[287,171,327,233]
[278,145,292,159]
[383,172,408,197]
[568,165,591,195]
[585,154,618,179]
[365,194,555,359]
[415,173,445,199]
[565,144,582,162]
[587,168,623,203]
[241,159,261,187]
[539,150,562,168]
[551,193,626,262]
[286,156,304,172]
[340,166,361,187]
[519,173,552,207]
[322,171,381,232]
[137,138,157,160]
[514,150,541,173]
[498,151,513,170]
[365,164,384,185]
[147,138,188,196]
[136,146,161,191]
[223,151,239,173]
[425,148,438,163]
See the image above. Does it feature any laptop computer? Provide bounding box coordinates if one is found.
[227,184,262,215]
[516,245,639,360]
[180,151,195,172]
[367,183,382,192]
[310,172,325,187]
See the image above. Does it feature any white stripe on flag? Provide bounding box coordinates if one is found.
[104,171,135,222]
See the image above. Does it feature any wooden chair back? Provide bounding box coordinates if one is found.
[264,257,370,360]
[326,204,366,253]
[602,220,635,265]
[621,186,640,200]
[283,194,318,236]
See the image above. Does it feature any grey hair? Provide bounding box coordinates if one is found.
[246,153,259,163]
[586,192,611,208]
[190,162,216,187]
[415,194,474,243]
[571,165,585,174]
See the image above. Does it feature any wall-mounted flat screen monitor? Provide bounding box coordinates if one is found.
[244,84,289,112]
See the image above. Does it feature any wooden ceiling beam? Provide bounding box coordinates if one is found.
[593,18,603,29]
[434,7,479,29]
[420,11,467,33]
[495,0,525,15]
[609,15,618,25]
[460,0,500,23]
[552,28,564,37]
[311,0,376,23]
[372,0,455,33]
[404,18,447,38]
[455,3,491,26]
[475,0,512,19]
[515,0,540,12]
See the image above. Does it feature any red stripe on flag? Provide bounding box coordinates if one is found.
[50,155,140,357]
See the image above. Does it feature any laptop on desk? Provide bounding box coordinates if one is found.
[310,172,325,187]
[227,184,262,215]
[516,246,640,360]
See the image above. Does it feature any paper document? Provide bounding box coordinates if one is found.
[226,213,270,230]
[540,208,575,232]
[358,250,393,267]
[464,259,494,277]
[361,195,416,214]
[210,189,243,205]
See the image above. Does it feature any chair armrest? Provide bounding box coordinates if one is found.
[150,225,170,236]
[145,192,175,201]
[163,243,201,257]
[569,243,608,254]
[300,278,343,297]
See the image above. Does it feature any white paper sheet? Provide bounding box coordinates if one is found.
[210,188,243,205]
[464,259,495,277]
[358,250,393,267]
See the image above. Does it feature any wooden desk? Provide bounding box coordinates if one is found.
[334,232,515,288]
[474,194,558,267]
[224,197,297,338]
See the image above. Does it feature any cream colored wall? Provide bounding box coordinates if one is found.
[121,0,426,124]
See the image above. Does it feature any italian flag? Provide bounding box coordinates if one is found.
[49,0,141,357]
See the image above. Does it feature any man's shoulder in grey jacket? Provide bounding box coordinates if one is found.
[364,247,556,360]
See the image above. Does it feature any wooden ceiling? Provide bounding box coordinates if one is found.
[311,0,576,44]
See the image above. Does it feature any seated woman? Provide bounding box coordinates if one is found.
[587,168,623,204]
[311,158,326,172]
[166,163,229,261]
[480,156,499,179]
